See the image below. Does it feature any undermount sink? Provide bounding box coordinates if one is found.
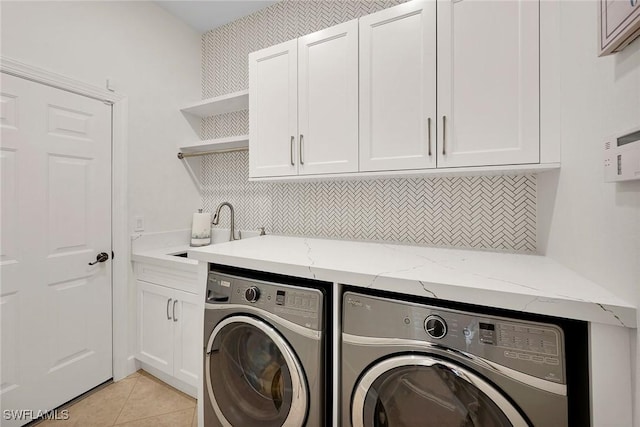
[171,252,188,258]
[166,229,261,258]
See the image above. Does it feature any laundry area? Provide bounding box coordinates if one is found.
[1,1,639,426]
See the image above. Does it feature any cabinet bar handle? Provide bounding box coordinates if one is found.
[442,116,447,155]
[172,299,178,322]
[290,136,295,166]
[427,117,432,156]
[166,298,172,320]
[299,134,304,165]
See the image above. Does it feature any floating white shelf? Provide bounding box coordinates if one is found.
[180,90,249,117]
[178,135,249,159]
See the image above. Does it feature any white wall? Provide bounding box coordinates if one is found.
[537,2,640,425]
[1,1,202,373]
[1,1,202,233]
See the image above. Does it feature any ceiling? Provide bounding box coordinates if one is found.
[155,1,277,34]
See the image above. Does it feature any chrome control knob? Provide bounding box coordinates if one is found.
[245,286,260,303]
[424,315,447,339]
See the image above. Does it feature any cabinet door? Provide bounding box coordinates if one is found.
[298,20,359,175]
[437,0,539,168]
[249,39,298,178]
[600,0,640,55]
[359,1,437,172]
[137,281,174,375]
[172,290,201,388]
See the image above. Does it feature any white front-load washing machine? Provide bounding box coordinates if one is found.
[342,291,586,427]
[203,267,328,427]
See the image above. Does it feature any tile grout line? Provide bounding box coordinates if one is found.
[111,373,141,426]
[112,372,196,426]
[113,406,197,427]
[138,372,196,400]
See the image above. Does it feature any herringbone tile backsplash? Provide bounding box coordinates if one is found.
[200,0,537,252]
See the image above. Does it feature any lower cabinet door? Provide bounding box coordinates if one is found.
[137,280,174,375]
[172,289,201,387]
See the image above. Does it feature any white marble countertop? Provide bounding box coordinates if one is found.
[131,244,198,268]
[188,235,637,327]
[130,228,263,270]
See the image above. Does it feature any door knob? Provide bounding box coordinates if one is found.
[88,252,109,265]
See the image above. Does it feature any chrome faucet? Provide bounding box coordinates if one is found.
[212,202,236,241]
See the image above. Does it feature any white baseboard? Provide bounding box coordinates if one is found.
[113,355,139,382]
[137,361,197,398]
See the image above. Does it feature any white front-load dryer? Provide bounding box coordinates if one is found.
[203,269,326,427]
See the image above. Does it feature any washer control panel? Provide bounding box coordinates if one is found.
[343,292,566,384]
[206,272,323,331]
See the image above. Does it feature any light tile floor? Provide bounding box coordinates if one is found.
[38,371,197,427]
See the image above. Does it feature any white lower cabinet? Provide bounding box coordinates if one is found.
[136,280,200,389]
[172,289,201,386]
[137,281,174,372]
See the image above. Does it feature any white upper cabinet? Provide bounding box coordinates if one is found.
[248,0,548,180]
[437,0,540,168]
[249,39,298,178]
[298,20,359,175]
[599,0,640,56]
[359,1,437,172]
[250,21,359,178]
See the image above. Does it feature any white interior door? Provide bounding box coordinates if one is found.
[359,0,437,172]
[0,72,112,426]
[437,0,540,167]
[249,39,298,178]
[298,19,359,175]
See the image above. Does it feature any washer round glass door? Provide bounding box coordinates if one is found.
[352,355,529,427]
[206,315,308,427]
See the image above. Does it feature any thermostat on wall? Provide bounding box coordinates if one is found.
[604,125,640,182]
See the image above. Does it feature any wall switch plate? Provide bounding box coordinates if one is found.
[134,216,144,232]
[106,78,116,92]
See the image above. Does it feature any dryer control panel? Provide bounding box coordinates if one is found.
[343,292,565,384]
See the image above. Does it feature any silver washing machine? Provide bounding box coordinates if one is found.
[204,269,326,427]
[342,291,569,427]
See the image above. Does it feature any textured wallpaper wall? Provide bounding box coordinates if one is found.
[200,0,537,252]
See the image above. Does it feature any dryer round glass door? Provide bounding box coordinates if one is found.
[352,355,529,427]
[206,315,308,427]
